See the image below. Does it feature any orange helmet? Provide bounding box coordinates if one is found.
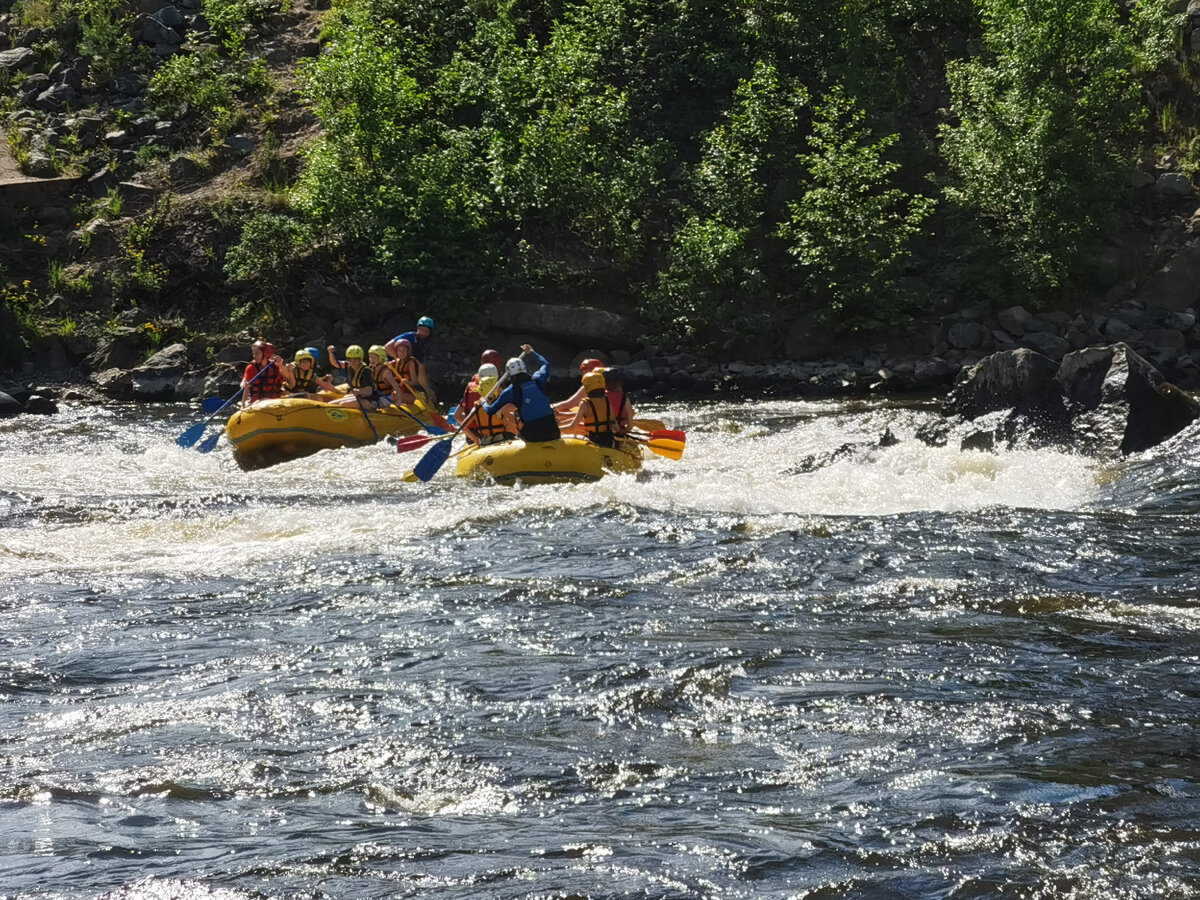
[579,358,604,375]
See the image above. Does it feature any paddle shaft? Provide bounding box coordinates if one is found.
[178,360,274,448]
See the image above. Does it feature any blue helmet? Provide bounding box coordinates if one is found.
[306,346,320,361]
[417,316,435,331]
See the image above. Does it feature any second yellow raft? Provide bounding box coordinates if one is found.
[454,437,643,484]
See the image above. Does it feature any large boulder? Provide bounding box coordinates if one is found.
[488,301,639,349]
[943,348,1060,419]
[0,391,22,418]
[130,342,188,400]
[1139,243,1200,312]
[1058,343,1199,454]
[945,343,1198,455]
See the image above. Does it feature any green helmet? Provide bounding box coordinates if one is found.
[368,344,388,362]
[345,344,365,359]
[294,349,315,363]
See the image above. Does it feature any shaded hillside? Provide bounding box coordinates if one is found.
[3,0,1200,380]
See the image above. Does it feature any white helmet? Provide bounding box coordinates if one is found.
[477,363,499,379]
[506,357,526,376]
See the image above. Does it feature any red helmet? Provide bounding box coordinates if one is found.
[579,358,604,375]
[252,340,275,358]
[480,349,503,368]
[395,338,413,357]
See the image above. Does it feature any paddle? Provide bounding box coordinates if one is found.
[177,362,274,449]
[637,427,686,443]
[394,433,435,453]
[394,403,447,437]
[410,355,522,482]
[624,434,685,460]
[632,418,667,433]
[201,396,227,414]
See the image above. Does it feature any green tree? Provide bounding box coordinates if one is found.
[778,87,935,328]
[939,0,1180,298]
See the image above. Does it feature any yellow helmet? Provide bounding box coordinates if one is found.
[368,344,388,362]
[345,345,365,359]
[478,375,498,396]
[294,349,314,363]
[581,370,606,393]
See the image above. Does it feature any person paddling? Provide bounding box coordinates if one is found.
[241,340,286,406]
[563,370,617,448]
[482,344,560,443]
[388,338,434,406]
[464,365,516,446]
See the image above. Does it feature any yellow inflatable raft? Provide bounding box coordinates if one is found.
[226,396,438,469]
[454,437,643,484]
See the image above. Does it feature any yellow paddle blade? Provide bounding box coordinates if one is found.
[644,437,684,460]
[633,418,666,432]
[402,470,420,483]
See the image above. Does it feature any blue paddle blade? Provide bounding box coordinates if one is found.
[177,421,206,448]
[197,431,221,453]
[202,396,226,414]
[447,406,459,428]
[413,438,454,482]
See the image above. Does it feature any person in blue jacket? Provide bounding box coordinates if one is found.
[385,315,435,363]
[483,344,561,443]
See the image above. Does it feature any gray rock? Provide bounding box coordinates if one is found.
[25,151,57,177]
[131,342,189,400]
[943,348,1059,420]
[153,4,185,27]
[87,326,144,371]
[23,395,58,415]
[1058,343,1199,454]
[0,47,34,72]
[1103,318,1138,341]
[92,367,134,399]
[996,305,1033,335]
[947,320,989,350]
[1140,243,1200,312]
[0,391,21,418]
[223,133,256,155]
[489,300,639,348]
[1156,173,1193,197]
[1020,331,1072,359]
[35,83,77,111]
[1144,328,1187,349]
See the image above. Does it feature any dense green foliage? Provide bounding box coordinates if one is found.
[291,0,1183,349]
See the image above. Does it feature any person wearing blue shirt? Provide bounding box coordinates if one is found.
[483,344,561,443]
[385,315,435,363]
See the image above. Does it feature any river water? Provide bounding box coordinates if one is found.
[1,397,1197,899]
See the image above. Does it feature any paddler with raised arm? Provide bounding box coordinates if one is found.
[480,344,560,443]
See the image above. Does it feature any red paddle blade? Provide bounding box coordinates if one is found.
[395,434,434,453]
[648,428,686,443]
[430,413,452,431]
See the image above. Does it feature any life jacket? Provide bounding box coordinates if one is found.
[293,366,320,393]
[346,363,378,402]
[605,387,628,434]
[370,363,395,400]
[390,357,422,395]
[472,407,511,445]
[246,361,284,404]
[580,395,615,447]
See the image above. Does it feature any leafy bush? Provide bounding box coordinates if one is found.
[939,0,1181,299]
[224,213,315,314]
[778,87,935,328]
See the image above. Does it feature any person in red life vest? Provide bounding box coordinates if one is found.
[241,339,286,406]
[562,370,617,447]
[387,338,434,406]
[285,348,336,399]
[553,357,606,424]
[325,344,381,408]
[463,366,517,445]
[459,349,504,414]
